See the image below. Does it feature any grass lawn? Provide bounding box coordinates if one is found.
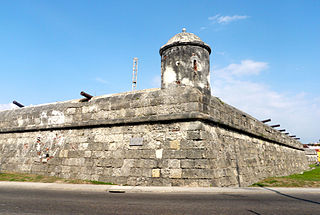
[251,164,320,187]
[0,172,115,185]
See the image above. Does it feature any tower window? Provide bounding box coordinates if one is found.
[193,60,198,71]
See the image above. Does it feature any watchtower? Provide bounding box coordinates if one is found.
[159,28,212,95]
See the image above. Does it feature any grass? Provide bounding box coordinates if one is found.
[0,172,116,185]
[251,164,320,187]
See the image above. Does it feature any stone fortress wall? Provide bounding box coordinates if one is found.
[0,86,308,187]
[0,29,308,187]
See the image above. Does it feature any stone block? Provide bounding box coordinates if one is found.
[170,140,180,150]
[63,158,85,166]
[179,139,197,149]
[90,143,104,151]
[84,151,92,158]
[124,150,142,159]
[184,179,199,187]
[78,173,91,181]
[182,169,213,179]
[163,150,187,159]
[84,158,94,167]
[168,159,180,169]
[66,108,77,114]
[59,150,68,158]
[180,159,195,169]
[47,157,61,165]
[152,169,161,178]
[91,151,104,158]
[171,179,185,186]
[141,168,152,177]
[103,168,113,176]
[140,150,156,159]
[169,169,182,178]
[137,159,157,168]
[60,172,71,179]
[128,168,142,177]
[160,168,170,177]
[148,178,164,186]
[67,150,83,158]
[157,159,168,168]
[194,159,209,169]
[156,149,163,159]
[82,105,98,114]
[125,110,136,118]
[78,143,89,150]
[187,131,201,140]
[198,179,212,187]
[61,165,71,173]
[79,167,92,175]
[187,149,204,159]
[200,131,211,140]
[112,159,124,168]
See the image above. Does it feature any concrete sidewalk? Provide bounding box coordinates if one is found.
[1,181,319,194]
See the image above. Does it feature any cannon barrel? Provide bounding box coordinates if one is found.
[270,124,280,128]
[80,91,93,100]
[261,119,271,123]
[13,100,24,108]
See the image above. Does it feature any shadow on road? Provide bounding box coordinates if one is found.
[262,187,320,205]
[247,209,261,215]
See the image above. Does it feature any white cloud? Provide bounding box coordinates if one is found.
[200,26,207,31]
[209,14,249,24]
[219,60,268,76]
[0,103,17,111]
[208,14,220,21]
[212,60,320,144]
[95,77,108,84]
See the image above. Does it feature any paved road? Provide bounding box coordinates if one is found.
[0,183,319,215]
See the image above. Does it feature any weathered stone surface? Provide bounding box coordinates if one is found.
[169,169,182,179]
[169,140,180,150]
[160,30,211,95]
[0,117,308,187]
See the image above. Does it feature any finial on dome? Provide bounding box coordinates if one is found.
[182,28,186,33]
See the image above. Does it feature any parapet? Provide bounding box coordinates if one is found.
[0,86,303,150]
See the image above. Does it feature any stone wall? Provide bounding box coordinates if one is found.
[0,86,309,187]
[304,148,318,164]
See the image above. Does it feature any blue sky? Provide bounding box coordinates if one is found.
[0,0,319,143]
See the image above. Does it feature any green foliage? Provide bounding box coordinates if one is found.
[251,165,320,187]
[88,180,116,185]
[283,165,320,181]
[265,179,278,184]
[0,172,116,185]
[251,182,266,187]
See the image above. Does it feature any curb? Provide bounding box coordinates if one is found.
[1,181,320,194]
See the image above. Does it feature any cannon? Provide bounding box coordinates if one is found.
[80,91,93,100]
[13,100,24,108]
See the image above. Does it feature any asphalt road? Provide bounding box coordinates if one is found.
[0,185,319,215]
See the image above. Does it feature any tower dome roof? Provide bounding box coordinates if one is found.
[159,29,211,55]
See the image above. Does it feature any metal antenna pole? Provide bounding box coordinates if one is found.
[132,57,138,91]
